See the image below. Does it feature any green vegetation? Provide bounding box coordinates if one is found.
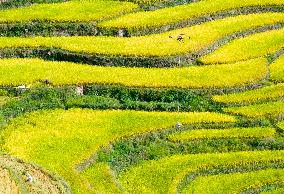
[84,85,221,112]
[181,168,284,194]
[0,22,99,37]
[95,131,284,174]
[98,0,284,29]
[270,55,284,83]
[213,83,284,105]
[1,13,284,56]
[65,95,121,109]
[0,86,222,122]
[0,87,79,119]
[117,150,284,193]
[123,0,169,5]
[224,100,284,118]
[0,96,10,106]
[0,58,268,88]
[95,130,284,172]
[168,127,275,141]
[0,89,11,107]
[0,0,65,9]
[0,0,138,23]
[1,108,234,192]
[200,28,284,64]
[261,188,284,194]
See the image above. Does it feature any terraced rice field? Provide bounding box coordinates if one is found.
[0,0,283,193]
[0,154,70,193]
[167,127,276,141]
[0,57,268,88]
[181,168,284,194]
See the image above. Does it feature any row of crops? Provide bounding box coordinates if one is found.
[0,0,283,193]
[0,14,283,58]
[0,57,268,88]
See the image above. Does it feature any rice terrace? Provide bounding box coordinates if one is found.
[0,0,284,193]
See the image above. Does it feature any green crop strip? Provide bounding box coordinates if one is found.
[0,58,268,89]
[0,0,138,23]
[224,100,284,119]
[1,108,234,193]
[84,85,222,112]
[181,168,284,194]
[261,188,284,194]
[95,137,284,175]
[212,83,284,105]
[245,184,284,194]
[0,0,65,9]
[94,124,284,173]
[270,55,284,83]
[0,86,221,120]
[200,28,284,64]
[168,127,275,141]
[98,0,284,29]
[117,151,284,193]
[0,13,284,57]
[123,0,169,5]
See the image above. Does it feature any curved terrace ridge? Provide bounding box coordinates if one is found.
[0,13,283,67]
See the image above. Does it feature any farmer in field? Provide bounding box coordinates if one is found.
[169,34,190,43]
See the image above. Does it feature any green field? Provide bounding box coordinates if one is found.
[0,0,283,193]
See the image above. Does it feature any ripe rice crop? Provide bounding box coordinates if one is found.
[98,0,284,29]
[1,108,235,192]
[200,28,284,64]
[1,0,284,193]
[0,58,267,89]
[168,127,275,141]
[223,100,284,118]
[181,168,284,194]
[270,55,284,83]
[0,0,138,23]
[276,120,284,131]
[212,83,284,105]
[0,13,284,56]
[117,150,284,193]
[81,162,124,193]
